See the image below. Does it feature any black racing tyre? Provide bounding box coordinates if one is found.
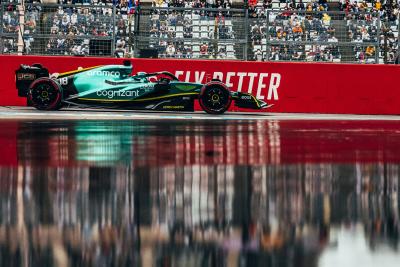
[28,78,62,110]
[199,84,232,114]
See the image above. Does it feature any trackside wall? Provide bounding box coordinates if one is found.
[1,55,399,114]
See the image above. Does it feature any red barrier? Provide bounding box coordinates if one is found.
[1,55,399,114]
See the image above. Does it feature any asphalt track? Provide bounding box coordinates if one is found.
[1,106,400,121]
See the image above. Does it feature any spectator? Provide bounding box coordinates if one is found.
[322,13,331,26]
[375,0,382,11]
[217,47,227,59]
[254,49,263,61]
[165,42,176,57]
[366,45,375,56]
[297,0,305,10]
[200,42,208,58]
[292,23,303,36]
[248,0,257,8]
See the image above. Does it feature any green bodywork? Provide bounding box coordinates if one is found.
[63,65,204,102]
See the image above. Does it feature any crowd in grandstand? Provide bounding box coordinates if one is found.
[247,0,398,63]
[1,0,130,56]
[42,6,114,55]
[148,0,236,59]
[0,0,399,63]
[248,0,330,19]
[339,0,399,63]
[249,0,341,62]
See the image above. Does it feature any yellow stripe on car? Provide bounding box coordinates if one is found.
[131,93,198,102]
[252,95,261,108]
[78,92,198,102]
[58,65,103,77]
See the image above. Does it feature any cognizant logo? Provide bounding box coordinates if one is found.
[96,90,140,99]
[88,70,120,77]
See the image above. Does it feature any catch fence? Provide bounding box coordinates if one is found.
[1,3,399,64]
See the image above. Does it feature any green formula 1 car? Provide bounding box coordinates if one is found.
[16,60,271,114]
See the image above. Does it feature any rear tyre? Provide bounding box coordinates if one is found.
[199,85,232,114]
[28,78,62,110]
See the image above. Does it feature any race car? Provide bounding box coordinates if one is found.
[15,60,271,114]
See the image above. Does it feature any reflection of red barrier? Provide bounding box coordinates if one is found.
[0,120,398,168]
[1,55,400,114]
[0,121,18,166]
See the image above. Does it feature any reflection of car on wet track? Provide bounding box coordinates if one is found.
[16,61,271,114]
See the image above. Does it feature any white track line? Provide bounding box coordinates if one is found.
[1,106,400,121]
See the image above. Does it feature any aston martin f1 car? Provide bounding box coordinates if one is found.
[16,61,271,114]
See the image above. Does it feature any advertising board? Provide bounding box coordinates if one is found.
[0,55,399,114]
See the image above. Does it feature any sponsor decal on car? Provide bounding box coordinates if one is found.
[88,70,120,77]
[96,90,140,98]
[17,73,35,80]
[163,105,185,109]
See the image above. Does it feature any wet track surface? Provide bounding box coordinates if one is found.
[0,118,400,267]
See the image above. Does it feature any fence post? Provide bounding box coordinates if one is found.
[111,5,116,57]
[244,8,249,61]
[397,13,400,64]
[265,9,270,62]
[376,12,381,64]
[383,17,388,64]
[133,7,140,58]
[0,4,3,54]
[127,10,132,57]
[17,1,25,55]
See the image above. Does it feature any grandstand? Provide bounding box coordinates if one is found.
[0,0,398,63]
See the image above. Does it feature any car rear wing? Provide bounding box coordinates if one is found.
[15,64,49,97]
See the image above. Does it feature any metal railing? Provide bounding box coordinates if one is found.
[1,2,19,54]
[380,14,400,64]
[1,3,399,64]
[3,3,117,56]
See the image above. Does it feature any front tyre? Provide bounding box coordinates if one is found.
[199,84,232,114]
[28,78,62,110]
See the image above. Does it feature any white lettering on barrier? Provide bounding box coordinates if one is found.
[268,73,280,100]
[175,71,184,80]
[173,70,281,100]
[256,73,269,100]
[236,72,247,92]
[212,72,223,81]
[247,73,258,94]
[185,71,191,82]
[195,71,205,83]
[225,72,235,88]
